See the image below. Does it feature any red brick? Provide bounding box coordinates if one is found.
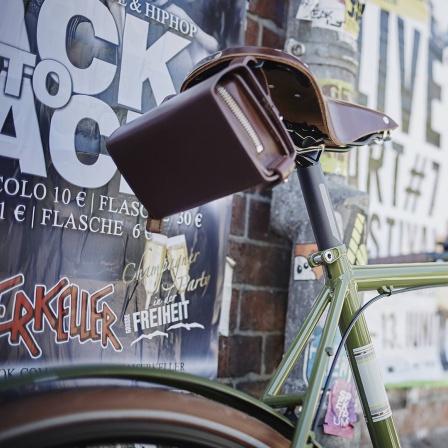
[228,241,291,287]
[245,18,260,46]
[441,400,448,423]
[264,334,285,374]
[261,27,284,49]
[248,199,283,243]
[392,396,448,439]
[240,290,286,332]
[236,379,270,398]
[247,184,272,197]
[227,335,263,376]
[396,404,419,436]
[230,194,246,236]
[218,337,230,378]
[248,200,270,240]
[248,1,287,28]
[228,289,240,333]
[422,402,440,429]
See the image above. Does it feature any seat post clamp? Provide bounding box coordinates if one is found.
[308,247,343,267]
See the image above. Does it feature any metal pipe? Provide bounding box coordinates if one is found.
[296,162,343,251]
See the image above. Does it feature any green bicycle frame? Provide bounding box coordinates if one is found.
[261,159,448,447]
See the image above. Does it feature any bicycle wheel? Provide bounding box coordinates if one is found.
[0,386,291,447]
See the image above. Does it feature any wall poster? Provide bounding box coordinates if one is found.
[0,0,246,380]
[353,1,448,385]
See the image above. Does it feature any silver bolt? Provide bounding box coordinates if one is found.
[324,250,333,263]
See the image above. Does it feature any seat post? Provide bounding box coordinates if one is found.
[295,158,343,251]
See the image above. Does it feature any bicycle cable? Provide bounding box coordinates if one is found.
[311,282,448,434]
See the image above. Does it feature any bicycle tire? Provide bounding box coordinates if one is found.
[0,386,291,448]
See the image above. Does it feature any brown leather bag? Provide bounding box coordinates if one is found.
[107,46,398,230]
[106,56,296,223]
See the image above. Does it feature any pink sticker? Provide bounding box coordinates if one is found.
[323,378,357,438]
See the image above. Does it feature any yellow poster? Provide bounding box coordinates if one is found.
[366,0,428,21]
[318,78,354,176]
[345,0,366,37]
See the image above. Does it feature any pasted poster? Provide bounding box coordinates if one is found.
[366,0,428,22]
[352,0,448,258]
[364,287,448,385]
[296,0,366,38]
[0,0,245,380]
[352,1,448,384]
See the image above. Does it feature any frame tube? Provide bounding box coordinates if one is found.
[354,263,448,291]
[336,260,401,447]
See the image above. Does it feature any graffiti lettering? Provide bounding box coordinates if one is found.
[0,275,122,358]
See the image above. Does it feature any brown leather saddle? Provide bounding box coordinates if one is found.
[182,46,398,151]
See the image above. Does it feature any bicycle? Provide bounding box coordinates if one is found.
[1,46,448,448]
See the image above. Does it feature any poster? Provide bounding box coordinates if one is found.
[366,0,428,22]
[0,0,245,380]
[352,1,448,384]
[352,1,448,259]
[364,287,448,386]
[296,0,366,38]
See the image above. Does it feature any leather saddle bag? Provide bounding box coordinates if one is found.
[106,57,296,223]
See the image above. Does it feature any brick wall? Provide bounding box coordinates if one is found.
[245,1,287,47]
[217,186,291,395]
[216,1,290,396]
[360,387,448,447]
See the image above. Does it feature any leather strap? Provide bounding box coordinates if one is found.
[271,156,296,185]
[146,216,163,234]
[228,56,270,93]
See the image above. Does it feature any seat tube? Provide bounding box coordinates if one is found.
[295,162,343,251]
[296,160,401,447]
[339,280,401,447]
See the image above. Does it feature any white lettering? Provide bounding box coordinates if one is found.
[0,43,36,97]
[32,59,72,109]
[118,14,190,109]
[132,301,190,330]
[0,71,46,177]
[36,0,118,95]
[49,95,119,188]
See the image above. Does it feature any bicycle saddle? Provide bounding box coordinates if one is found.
[182,46,398,150]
